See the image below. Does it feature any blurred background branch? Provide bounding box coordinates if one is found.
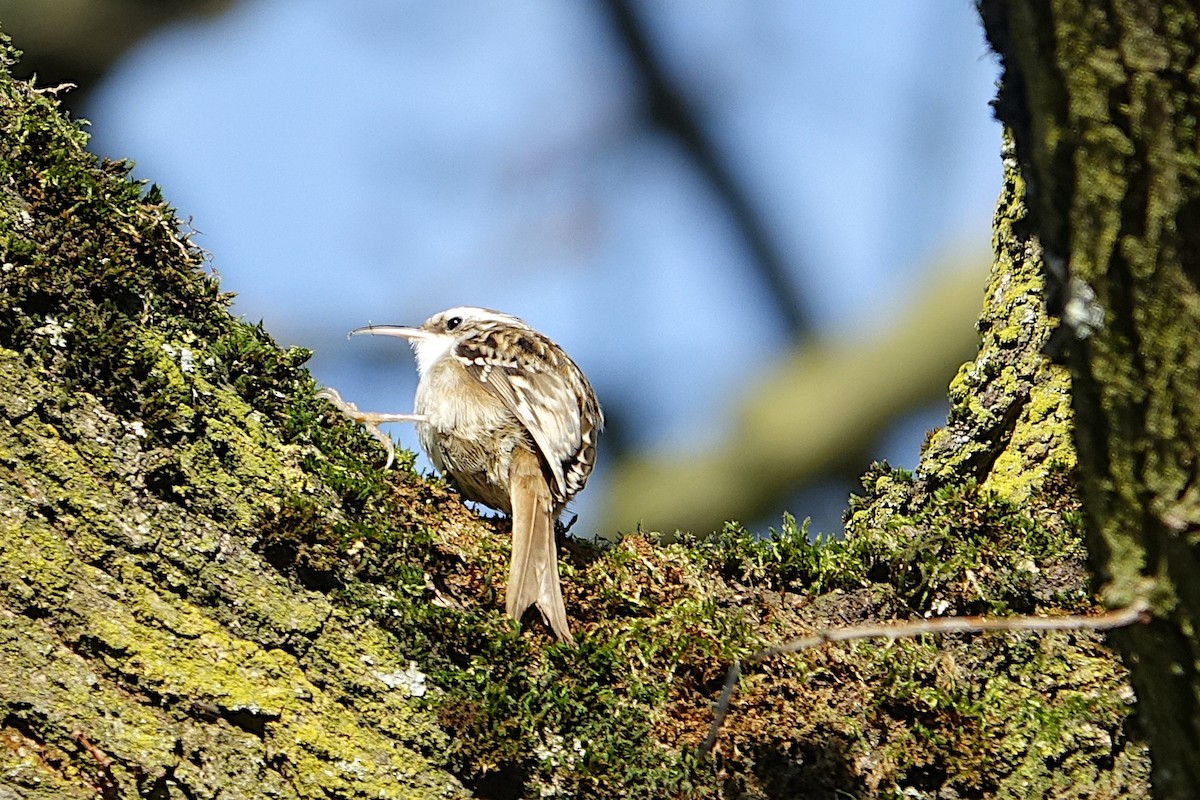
[605,252,986,534]
[0,0,231,106]
[599,0,811,337]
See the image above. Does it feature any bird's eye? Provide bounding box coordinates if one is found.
[446,316,463,331]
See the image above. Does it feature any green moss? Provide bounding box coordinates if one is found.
[672,458,1138,796]
[332,527,762,797]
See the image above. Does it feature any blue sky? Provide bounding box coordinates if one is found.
[85,1,1002,532]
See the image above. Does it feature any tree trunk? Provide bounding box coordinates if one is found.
[980,3,1200,797]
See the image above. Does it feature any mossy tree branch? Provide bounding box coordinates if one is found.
[0,20,1156,800]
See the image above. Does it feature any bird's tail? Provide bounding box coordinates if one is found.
[507,447,574,643]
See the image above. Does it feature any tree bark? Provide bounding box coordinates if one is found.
[980,3,1200,797]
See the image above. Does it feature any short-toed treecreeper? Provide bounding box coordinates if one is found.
[338,307,602,643]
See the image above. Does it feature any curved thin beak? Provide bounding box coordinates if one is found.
[348,324,431,341]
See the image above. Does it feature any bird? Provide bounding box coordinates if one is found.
[338,307,603,643]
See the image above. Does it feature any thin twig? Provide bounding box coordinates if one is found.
[699,601,1150,756]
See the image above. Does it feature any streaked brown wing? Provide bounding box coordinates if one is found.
[454,329,596,501]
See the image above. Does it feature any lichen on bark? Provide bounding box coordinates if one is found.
[917,135,1074,503]
[981,2,1200,795]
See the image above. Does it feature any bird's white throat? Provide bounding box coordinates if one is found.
[411,332,456,377]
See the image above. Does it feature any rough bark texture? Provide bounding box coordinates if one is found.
[0,44,468,800]
[0,23,1154,800]
[980,3,1200,797]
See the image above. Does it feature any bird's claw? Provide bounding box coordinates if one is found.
[315,386,426,470]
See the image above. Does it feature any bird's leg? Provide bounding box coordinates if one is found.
[315,387,427,469]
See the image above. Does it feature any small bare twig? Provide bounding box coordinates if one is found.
[36,82,78,96]
[71,730,119,799]
[699,601,1151,756]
